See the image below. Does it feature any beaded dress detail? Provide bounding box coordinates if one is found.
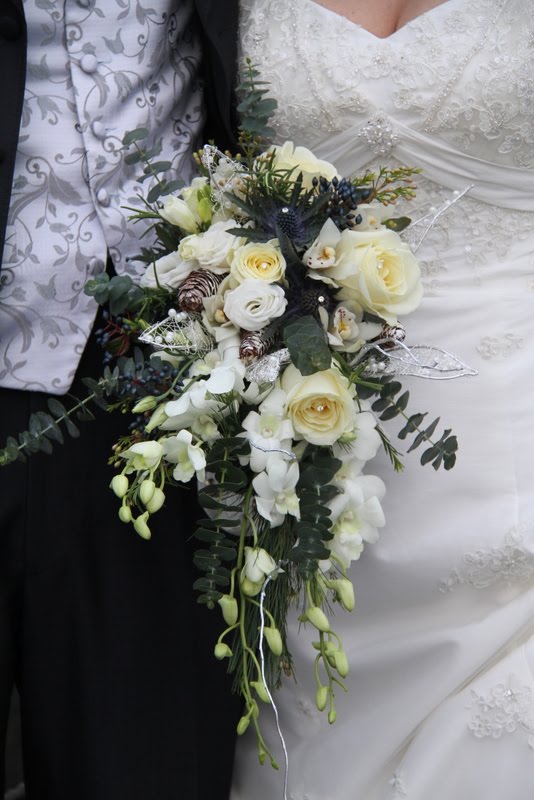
[231,2,534,799]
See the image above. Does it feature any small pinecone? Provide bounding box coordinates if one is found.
[177,270,223,312]
[375,323,406,348]
[239,330,275,364]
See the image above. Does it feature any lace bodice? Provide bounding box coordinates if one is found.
[239,0,534,293]
[239,0,534,169]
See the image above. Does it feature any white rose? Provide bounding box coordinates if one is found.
[223,279,287,332]
[178,220,244,274]
[281,364,356,446]
[140,250,194,289]
[230,239,286,284]
[262,141,339,190]
[325,228,423,324]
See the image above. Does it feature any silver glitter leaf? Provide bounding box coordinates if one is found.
[245,348,291,384]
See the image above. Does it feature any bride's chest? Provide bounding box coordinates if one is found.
[238,0,534,169]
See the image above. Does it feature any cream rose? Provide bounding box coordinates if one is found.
[178,220,244,274]
[230,239,286,284]
[262,141,338,190]
[281,365,356,446]
[325,228,423,324]
[223,279,287,331]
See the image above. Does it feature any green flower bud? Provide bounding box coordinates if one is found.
[139,479,156,506]
[131,395,158,414]
[214,643,233,660]
[251,680,270,704]
[218,595,238,626]
[240,576,263,597]
[332,650,349,678]
[330,578,355,612]
[236,716,250,736]
[110,474,129,498]
[144,404,168,434]
[263,626,283,657]
[328,708,337,725]
[305,606,331,632]
[258,743,267,766]
[249,700,259,720]
[133,511,151,540]
[118,505,132,524]
[316,685,328,712]
[146,487,165,514]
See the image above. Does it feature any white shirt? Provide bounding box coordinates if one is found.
[0,0,203,393]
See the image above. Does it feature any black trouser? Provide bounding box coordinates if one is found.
[0,324,242,799]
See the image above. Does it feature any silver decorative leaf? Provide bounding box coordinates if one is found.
[356,340,478,380]
[138,312,214,354]
[245,347,291,384]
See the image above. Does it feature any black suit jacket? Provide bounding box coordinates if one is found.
[0,0,240,261]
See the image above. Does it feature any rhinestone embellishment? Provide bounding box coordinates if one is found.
[359,112,400,156]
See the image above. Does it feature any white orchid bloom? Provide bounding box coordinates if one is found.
[327,476,386,567]
[240,547,279,595]
[303,218,341,271]
[162,430,206,483]
[333,405,382,465]
[240,409,294,472]
[253,460,300,527]
[162,363,245,430]
[119,441,164,474]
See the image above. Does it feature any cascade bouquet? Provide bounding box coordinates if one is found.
[0,63,466,767]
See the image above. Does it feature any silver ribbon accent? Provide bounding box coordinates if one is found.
[259,564,290,800]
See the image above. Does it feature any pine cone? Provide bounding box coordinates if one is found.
[177,270,223,312]
[373,323,406,349]
[239,330,275,364]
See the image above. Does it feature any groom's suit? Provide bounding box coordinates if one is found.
[0,2,242,799]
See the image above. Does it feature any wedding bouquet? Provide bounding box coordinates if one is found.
[0,63,468,768]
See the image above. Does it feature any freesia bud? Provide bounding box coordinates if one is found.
[110,474,129,498]
[218,595,238,626]
[236,716,250,735]
[316,686,328,711]
[328,709,337,724]
[263,626,283,656]
[118,505,132,523]
[139,479,156,506]
[133,511,151,540]
[305,606,331,632]
[146,487,165,514]
[132,395,158,413]
[251,680,270,703]
[214,643,232,660]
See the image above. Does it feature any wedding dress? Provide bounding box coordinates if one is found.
[231,1,534,798]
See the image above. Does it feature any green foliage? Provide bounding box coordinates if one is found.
[283,315,331,375]
[84,272,144,315]
[370,378,459,470]
[235,58,278,161]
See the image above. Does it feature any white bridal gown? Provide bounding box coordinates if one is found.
[231,1,534,798]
